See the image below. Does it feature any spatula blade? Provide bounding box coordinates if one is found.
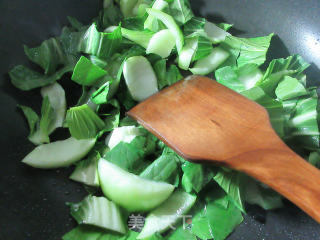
[128,76,272,163]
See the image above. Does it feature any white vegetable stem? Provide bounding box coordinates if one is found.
[22,137,96,169]
[132,0,148,16]
[146,29,176,58]
[71,196,127,234]
[144,0,169,31]
[137,190,196,239]
[146,8,184,53]
[178,37,198,70]
[204,21,231,43]
[190,47,230,75]
[40,82,66,134]
[121,28,154,49]
[69,157,100,187]
[123,56,159,102]
[98,159,175,212]
[120,0,138,18]
[106,126,143,149]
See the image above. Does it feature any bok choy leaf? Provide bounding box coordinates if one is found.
[66,104,105,139]
[68,195,126,234]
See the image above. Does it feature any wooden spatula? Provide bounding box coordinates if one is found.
[128,76,320,223]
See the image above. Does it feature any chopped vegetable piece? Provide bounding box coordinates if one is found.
[98,158,175,212]
[146,8,184,53]
[137,190,196,239]
[40,82,66,133]
[190,47,229,75]
[69,195,126,234]
[204,21,231,43]
[69,153,100,187]
[106,126,143,149]
[123,56,159,101]
[144,0,169,31]
[72,56,108,86]
[275,76,308,100]
[22,137,96,169]
[66,104,105,139]
[146,29,176,58]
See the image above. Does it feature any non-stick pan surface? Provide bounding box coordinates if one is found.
[0,0,319,239]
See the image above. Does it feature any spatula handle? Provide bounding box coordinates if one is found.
[230,145,320,223]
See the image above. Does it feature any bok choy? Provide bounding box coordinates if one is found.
[10,1,320,239]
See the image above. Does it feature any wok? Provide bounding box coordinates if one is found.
[0,0,320,239]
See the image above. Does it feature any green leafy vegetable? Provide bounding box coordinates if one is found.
[154,60,182,89]
[221,34,273,68]
[19,83,66,145]
[36,96,55,143]
[192,35,213,61]
[190,47,230,75]
[256,55,310,97]
[168,0,194,26]
[103,100,121,132]
[289,96,320,150]
[72,56,108,86]
[19,97,53,145]
[79,23,122,59]
[244,178,283,210]
[24,38,66,75]
[9,64,72,91]
[144,0,169,31]
[167,226,196,240]
[106,126,143,149]
[70,152,100,187]
[184,17,231,43]
[91,81,111,105]
[275,76,308,100]
[62,225,104,240]
[218,22,233,31]
[204,21,231,44]
[182,162,213,193]
[184,17,206,36]
[140,148,180,185]
[97,2,123,29]
[18,105,39,140]
[90,56,109,68]
[166,65,183,86]
[11,2,320,240]
[146,8,184,53]
[213,169,245,212]
[120,0,139,18]
[68,195,126,234]
[59,26,84,58]
[66,104,105,139]
[191,197,243,240]
[40,82,66,132]
[178,37,198,70]
[138,190,196,239]
[216,64,263,92]
[62,225,140,240]
[121,27,154,49]
[104,139,145,174]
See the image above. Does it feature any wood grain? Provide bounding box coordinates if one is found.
[128,76,320,223]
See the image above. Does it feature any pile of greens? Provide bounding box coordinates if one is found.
[10,0,320,239]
